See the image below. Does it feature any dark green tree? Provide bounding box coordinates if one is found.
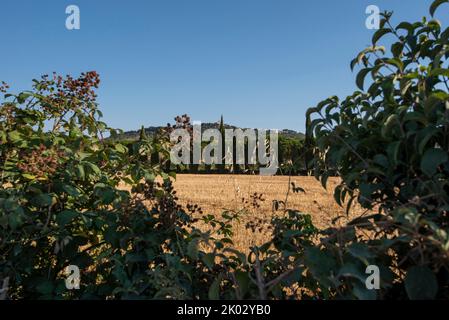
[139,125,147,141]
[219,115,226,173]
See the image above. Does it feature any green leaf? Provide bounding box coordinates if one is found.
[356,68,372,90]
[396,22,414,33]
[420,148,448,177]
[391,42,405,58]
[95,186,115,205]
[62,184,80,197]
[385,58,404,71]
[0,215,8,229]
[352,282,377,300]
[304,247,336,283]
[8,131,22,143]
[36,280,54,295]
[187,238,199,260]
[428,19,442,30]
[352,52,366,71]
[31,194,53,207]
[372,28,392,45]
[75,164,85,180]
[373,154,389,168]
[56,210,78,226]
[235,271,250,297]
[346,196,355,216]
[381,114,399,138]
[21,173,36,180]
[400,78,413,95]
[76,152,91,161]
[320,173,329,189]
[144,172,156,182]
[441,26,449,42]
[430,0,449,17]
[125,253,146,263]
[338,264,367,282]
[430,68,449,77]
[347,243,374,265]
[223,248,247,264]
[424,93,447,114]
[208,275,221,300]
[17,92,32,104]
[104,226,119,246]
[114,143,127,154]
[202,253,215,269]
[350,58,358,72]
[387,141,401,165]
[8,208,24,230]
[418,127,439,155]
[85,162,101,176]
[405,266,438,299]
[333,185,343,207]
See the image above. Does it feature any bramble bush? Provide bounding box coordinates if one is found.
[0,72,226,299]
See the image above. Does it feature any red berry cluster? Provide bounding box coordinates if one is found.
[0,81,9,93]
[17,144,65,179]
[166,114,192,133]
[61,71,100,101]
[242,192,265,209]
[34,72,100,113]
[0,103,15,123]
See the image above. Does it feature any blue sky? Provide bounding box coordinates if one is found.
[0,0,447,132]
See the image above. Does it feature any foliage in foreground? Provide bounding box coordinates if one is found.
[1,1,449,300]
[0,72,316,299]
[307,1,449,299]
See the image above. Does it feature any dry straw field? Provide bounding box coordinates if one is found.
[170,174,363,251]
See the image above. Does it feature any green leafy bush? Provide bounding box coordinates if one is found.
[306,1,449,299]
[0,72,220,299]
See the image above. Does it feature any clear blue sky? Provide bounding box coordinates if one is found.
[1,0,447,132]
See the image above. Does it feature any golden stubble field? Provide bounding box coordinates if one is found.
[168,174,363,251]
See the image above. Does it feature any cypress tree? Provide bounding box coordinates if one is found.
[219,115,226,173]
[139,125,147,141]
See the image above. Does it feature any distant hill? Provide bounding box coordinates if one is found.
[116,122,305,141]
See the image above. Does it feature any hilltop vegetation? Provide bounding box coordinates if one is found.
[117,122,305,143]
[112,117,307,175]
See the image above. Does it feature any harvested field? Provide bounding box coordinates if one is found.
[170,174,364,251]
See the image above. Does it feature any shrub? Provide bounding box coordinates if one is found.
[306,1,449,299]
[0,72,218,299]
[0,72,317,300]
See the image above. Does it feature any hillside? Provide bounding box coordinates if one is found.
[117,122,305,142]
